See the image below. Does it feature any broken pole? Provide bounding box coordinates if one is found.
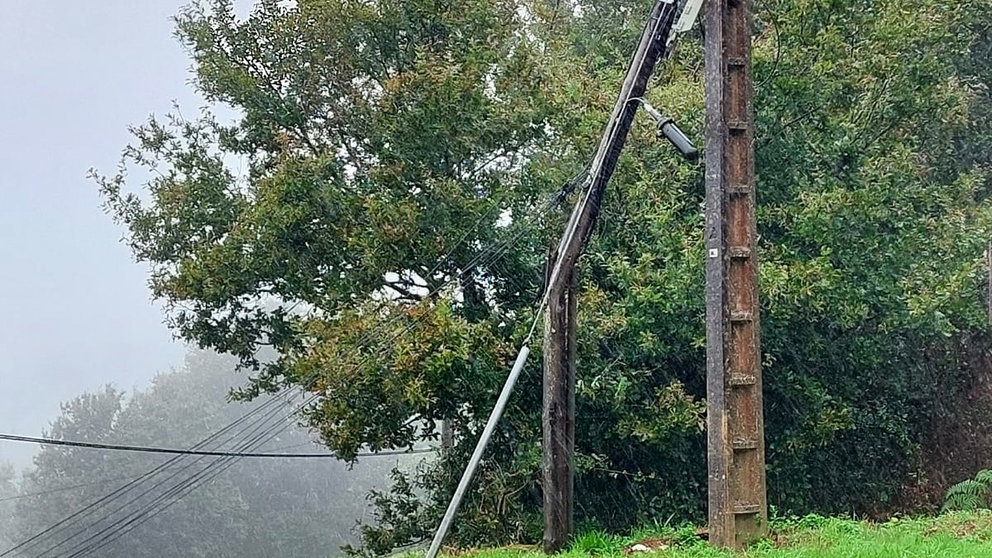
[541,0,680,552]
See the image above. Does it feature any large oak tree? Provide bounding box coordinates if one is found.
[99,0,992,551]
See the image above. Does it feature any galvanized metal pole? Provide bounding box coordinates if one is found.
[703,0,768,548]
[424,346,531,558]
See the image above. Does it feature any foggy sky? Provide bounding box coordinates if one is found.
[0,2,208,468]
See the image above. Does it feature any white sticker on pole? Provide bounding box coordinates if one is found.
[673,0,704,34]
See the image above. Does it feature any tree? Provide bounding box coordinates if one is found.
[98,0,992,552]
[0,463,17,551]
[13,350,404,558]
[14,386,130,549]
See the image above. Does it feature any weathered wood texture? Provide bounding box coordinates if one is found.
[541,1,679,552]
[441,419,454,471]
[542,268,577,554]
[544,0,678,300]
[703,0,767,548]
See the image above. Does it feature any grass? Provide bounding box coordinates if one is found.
[446,512,992,558]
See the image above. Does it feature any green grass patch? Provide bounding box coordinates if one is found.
[445,512,992,558]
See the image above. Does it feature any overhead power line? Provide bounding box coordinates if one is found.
[28,401,302,558]
[0,397,299,558]
[0,478,131,504]
[0,433,436,459]
[6,172,583,558]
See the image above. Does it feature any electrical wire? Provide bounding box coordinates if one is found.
[0,478,132,504]
[3,183,562,558]
[51,5,687,555]
[0,396,287,558]
[49,399,319,558]
[57,389,434,558]
[6,385,347,558]
[16,396,298,558]
[11,173,585,558]
[0,434,436,459]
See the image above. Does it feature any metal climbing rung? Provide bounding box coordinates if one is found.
[729,246,751,259]
[731,438,759,450]
[733,502,761,514]
[730,310,753,323]
[728,374,757,386]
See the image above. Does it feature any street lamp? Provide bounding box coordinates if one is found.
[641,101,699,161]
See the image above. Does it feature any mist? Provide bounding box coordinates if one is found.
[1,2,407,556]
[0,1,196,469]
[0,349,417,557]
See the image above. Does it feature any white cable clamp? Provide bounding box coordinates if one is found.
[674,0,704,34]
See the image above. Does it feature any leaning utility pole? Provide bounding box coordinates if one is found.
[425,2,704,556]
[542,0,680,552]
[703,0,768,548]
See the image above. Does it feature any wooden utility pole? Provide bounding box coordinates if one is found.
[542,0,679,552]
[441,420,454,466]
[428,3,705,554]
[703,0,767,548]
[542,267,577,553]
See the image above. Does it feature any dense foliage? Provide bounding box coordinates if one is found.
[97,0,992,553]
[7,351,405,558]
[944,470,992,511]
